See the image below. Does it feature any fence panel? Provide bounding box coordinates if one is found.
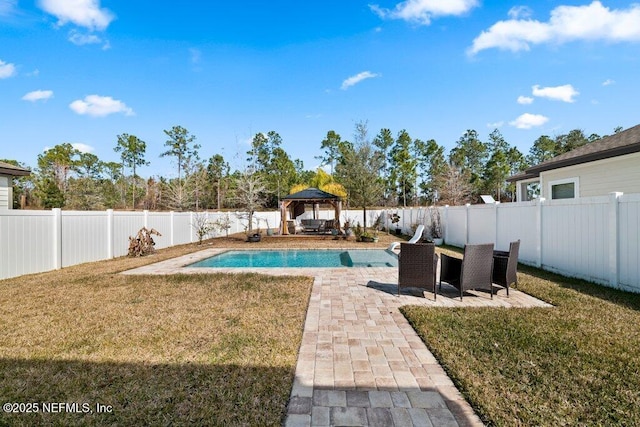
[113,212,146,258]
[445,207,467,247]
[146,212,172,249]
[0,210,55,279]
[171,213,193,245]
[495,202,538,265]
[618,194,640,291]
[61,211,109,267]
[467,205,496,245]
[542,197,609,284]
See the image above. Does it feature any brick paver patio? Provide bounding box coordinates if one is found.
[123,248,552,426]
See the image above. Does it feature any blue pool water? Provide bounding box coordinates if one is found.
[188,249,398,268]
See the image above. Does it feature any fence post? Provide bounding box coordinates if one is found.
[170,211,175,246]
[143,210,149,228]
[107,209,114,259]
[494,201,499,246]
[443,205,449,244]
[52,208,62,270]
[535,197,545,267]
[609,192,623,288]
[190,212,194,243]
[465,203,471,245]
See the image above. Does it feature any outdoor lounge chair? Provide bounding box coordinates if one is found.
[301,219,325,233]
[398,242,438,299]
[388,224,425,252]
[439,243,495,300]
[492,240,520,297]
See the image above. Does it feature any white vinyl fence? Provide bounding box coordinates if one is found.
[0,207,384,280]
[438,192,640,293]
[1,194,639,293]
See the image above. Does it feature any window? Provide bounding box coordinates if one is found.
[548,177,579,200]
[516,179,540,202]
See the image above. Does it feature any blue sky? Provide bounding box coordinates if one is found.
[1,0,639,177]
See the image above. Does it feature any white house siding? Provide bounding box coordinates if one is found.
[0,176,10,209]
[540,152,640,199]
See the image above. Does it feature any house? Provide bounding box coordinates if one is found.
[508,124,640,201]
[0,161,31,209]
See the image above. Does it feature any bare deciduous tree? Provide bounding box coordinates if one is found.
[234,169,266,234]
[437,163,473,206]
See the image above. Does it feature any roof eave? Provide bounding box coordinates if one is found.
[0,167,31,176]
[507,141,640,182]
[528,143,640,174]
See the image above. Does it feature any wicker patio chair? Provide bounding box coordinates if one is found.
[398,242,439,299]
[492,240,520,297]
[439,243,495,300]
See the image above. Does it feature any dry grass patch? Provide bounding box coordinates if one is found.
[402,247,640,426]
[0,241,313,426]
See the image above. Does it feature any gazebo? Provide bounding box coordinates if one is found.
[280,187,342,235]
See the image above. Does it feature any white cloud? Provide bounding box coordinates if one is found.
[341,71,380,90]
[0,59,16,78]
[517,95,534,105]
[508,6,532,20]
[370,0,478,25]
[487,121,504,128]
[509,113,549,129]
[532,84,579,102]
[68,30,102,45]
[43,142,94,153]
[71,143,94,153]
[0,0,17,16]
[22,90,54,102]
[69,95,134,117]
[39,0,114,31]
[602,78,615,86]
[469,1,640,55]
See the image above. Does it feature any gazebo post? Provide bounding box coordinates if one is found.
[281,201,289,235]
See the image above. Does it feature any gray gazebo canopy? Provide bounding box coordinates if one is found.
[280,187,342,235]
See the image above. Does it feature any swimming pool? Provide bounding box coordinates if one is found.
[187,249,398,268]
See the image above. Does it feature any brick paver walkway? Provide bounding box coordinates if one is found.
[123,248,552,426]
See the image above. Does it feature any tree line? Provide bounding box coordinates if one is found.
[3,122,621,211]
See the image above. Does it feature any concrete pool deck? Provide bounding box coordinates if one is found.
[123,248,552,426]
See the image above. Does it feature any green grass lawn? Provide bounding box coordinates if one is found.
[402,261,640,426]
[0,241,313,426]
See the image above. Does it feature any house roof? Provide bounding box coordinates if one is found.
[283,187,341,201]
[0,161,31,177]
[507,123,640,182]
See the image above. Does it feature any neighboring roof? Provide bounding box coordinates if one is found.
[0,161,31,177]
[508,124,640,182]
[283,187,341,201]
